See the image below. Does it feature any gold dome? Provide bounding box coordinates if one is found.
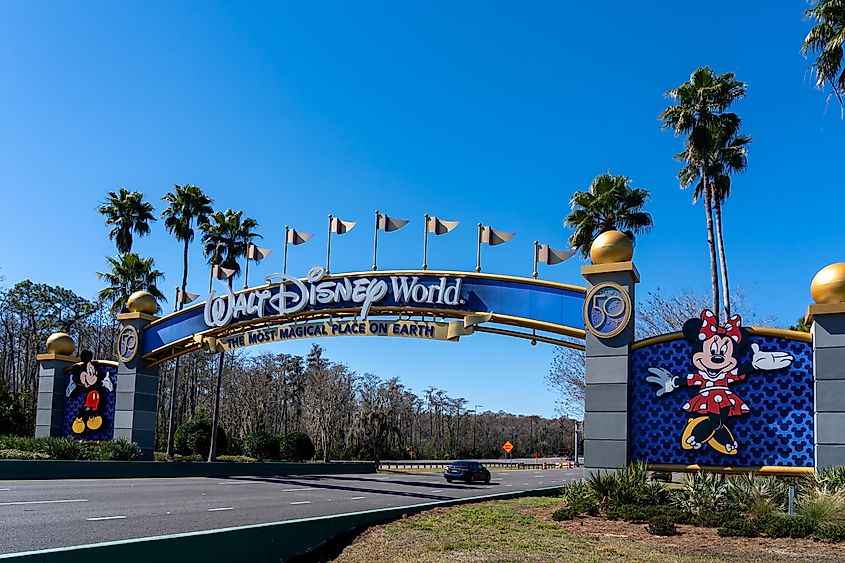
[127,291,158,314]
[46,332,75,355]
[811,263,845,304]
[590,230,634,265]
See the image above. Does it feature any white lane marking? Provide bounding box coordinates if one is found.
[290,501,311,505]
[281,488,315,492]
[208,507,234,512]
[348,496,366,500]
[86,515,126,521]
[0,488,10,491]
[431,489,443,493]
[0,499,87,507]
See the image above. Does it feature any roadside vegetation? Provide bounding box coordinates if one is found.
[0,435,141,461]
[334,464,845,563]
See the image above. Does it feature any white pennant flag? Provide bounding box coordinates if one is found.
[377,213,409,232]
[286,228,312,245]
[212,264,236,280]
[538,244,574,265]
[329,217,356,234]
[176,288,200,304]
[247,244,272,261]
[481,225,516,246]
[427,216,459,235]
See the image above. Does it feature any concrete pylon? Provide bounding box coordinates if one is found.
[581,231,638,475]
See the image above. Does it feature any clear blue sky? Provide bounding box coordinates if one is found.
[0,2,841,418]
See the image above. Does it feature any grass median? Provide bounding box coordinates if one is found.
[332,496,845,563]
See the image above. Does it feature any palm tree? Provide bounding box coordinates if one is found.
[676,119,751,318]
[803,0,845,116]
[199,209,260,461]
[200,209,261,282]
[97,253,165,314]
[98,188,157,255]
[161,185,214,305]
[564,173,653,259]
[160,184,213,457]
[660,67,746,320]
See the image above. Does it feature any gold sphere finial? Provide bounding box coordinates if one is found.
[811,263,845,304]
[127,291,158,314]
[590,230,634,265]
[46,332,75,355]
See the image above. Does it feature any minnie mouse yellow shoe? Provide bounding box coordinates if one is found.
[72,417,85,434]
[707,426,738,455]
[86,416,103,430]
[681,416,714,450]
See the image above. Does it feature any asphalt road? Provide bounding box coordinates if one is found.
[0,467,581,554]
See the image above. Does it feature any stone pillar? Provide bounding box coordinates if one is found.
[114,291,161,460]
[35,333,78,437]
[581,231,638,475]
[807,263,845,469]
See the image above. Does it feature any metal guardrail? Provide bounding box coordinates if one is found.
[377,460,574,470]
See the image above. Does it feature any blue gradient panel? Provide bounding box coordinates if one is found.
[142,273,585,355]
[61,364,117,441]
[629,336,814,467]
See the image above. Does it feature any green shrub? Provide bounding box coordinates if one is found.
[752,513,788,538]
[691,510,742,528]
[244,431,280,460]
[647,515,677,536]
[559,480,594,505]
[816,466,845,492]
[586,462,668,509]
[606,503,690,525]
[724,474,788,517]
[0,448,49,460]
[672,472,728,516]
[816,522,845,542]
[783,516,819,538]
[154,452,167,461]
[552,506,581,521]
[216,455,258,463]
[45,437,89,460]
[717,518,759,538]
[98,437,142,461]
[172,454,203,462]
[173,419,227,456]
[795,487,845,528]
[281,432,314,462]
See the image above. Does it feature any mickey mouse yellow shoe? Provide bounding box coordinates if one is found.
[681,416,714,450]
[72,417,85,434]
[86,416,103,430]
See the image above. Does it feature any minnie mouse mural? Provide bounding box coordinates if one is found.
[646,310,794,455]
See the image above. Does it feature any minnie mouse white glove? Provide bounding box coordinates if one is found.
[646,367,678,397]
[750,343,794,371]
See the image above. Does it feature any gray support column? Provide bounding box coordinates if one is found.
[115,303,160,461]
[809,304,845,469]
[582,256,638,476]
[34,353,78,437]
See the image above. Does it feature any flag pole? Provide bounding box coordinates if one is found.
[244,244,251,290]
[476,223,483,273]
[173,287,180,313]
[326,214,333,275]
[422,213,429,270]
[372,210,379,271]
[208,264,214,293]
[533,240,539,279]
[283,226,289,275]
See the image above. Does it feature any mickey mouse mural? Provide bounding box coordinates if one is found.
[646,310,794,455]
[64,350,115,436]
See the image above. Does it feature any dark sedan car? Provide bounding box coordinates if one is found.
[444,460,491,484]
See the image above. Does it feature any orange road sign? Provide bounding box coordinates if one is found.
[502,441,513,454]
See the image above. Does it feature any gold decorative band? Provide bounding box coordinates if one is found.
[631,326,812,350]
[648,463,814,477]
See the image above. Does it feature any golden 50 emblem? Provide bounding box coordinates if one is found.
[583,281,631,338]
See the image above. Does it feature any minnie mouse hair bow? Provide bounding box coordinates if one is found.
[698,310,742,343]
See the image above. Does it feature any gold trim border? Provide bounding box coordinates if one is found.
[631,326,812,350]
[144,269,587,330]
[648,463,814,477]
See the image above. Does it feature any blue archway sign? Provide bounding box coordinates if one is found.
[141,269,586,365]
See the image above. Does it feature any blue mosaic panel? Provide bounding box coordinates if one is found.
[61,364,117,441]
[629,336,814,467]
